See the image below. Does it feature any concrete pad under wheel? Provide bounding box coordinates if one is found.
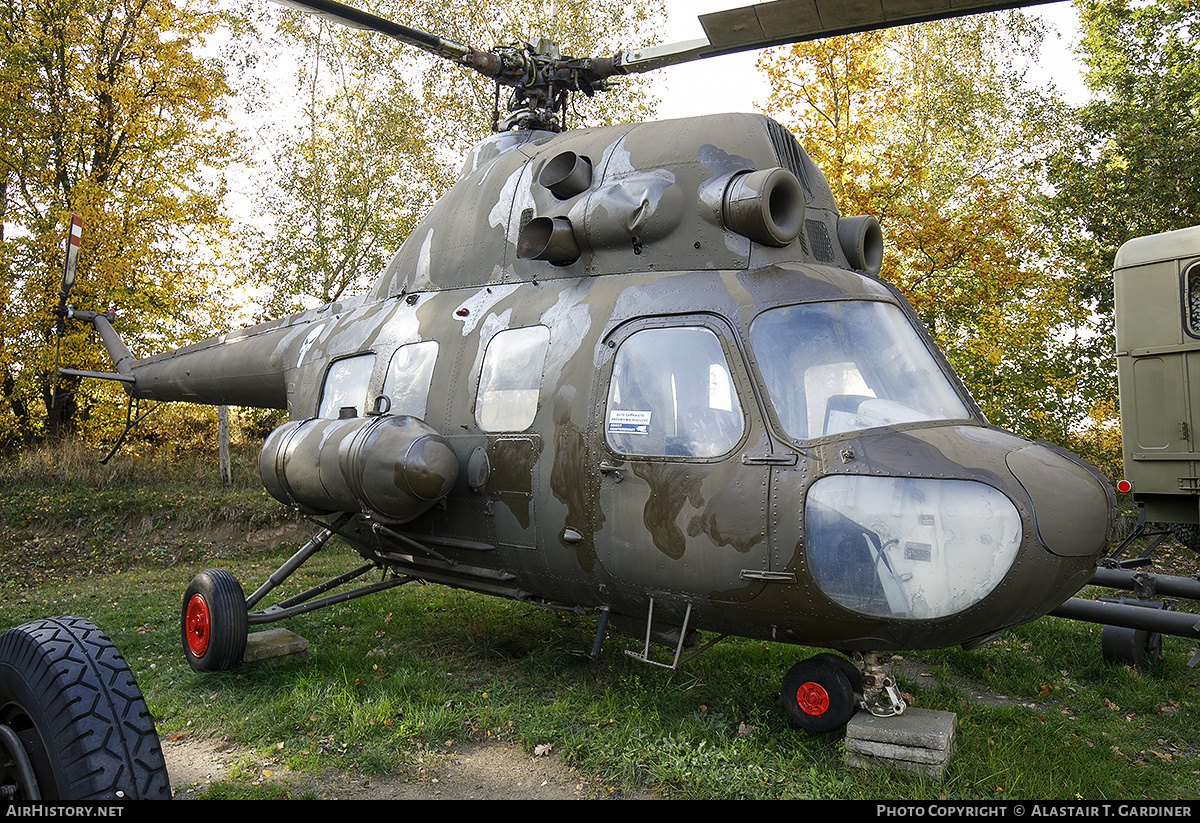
[243,628,309,665]
[844,707,957,779]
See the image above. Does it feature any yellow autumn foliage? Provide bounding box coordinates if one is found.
[0,0,241,445]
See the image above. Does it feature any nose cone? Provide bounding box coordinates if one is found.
[1005,443,1114,559]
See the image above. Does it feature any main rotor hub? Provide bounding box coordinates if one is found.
[492,39,613,133]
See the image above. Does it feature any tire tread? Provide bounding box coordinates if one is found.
[0,616,170,800]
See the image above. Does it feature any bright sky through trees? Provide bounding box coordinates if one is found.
[655,0,1085,119]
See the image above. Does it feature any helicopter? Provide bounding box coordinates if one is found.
[50,0,1113,738]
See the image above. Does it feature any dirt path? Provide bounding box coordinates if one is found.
[162,735,655,800]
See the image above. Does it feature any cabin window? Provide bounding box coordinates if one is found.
[750,301,970,440]
[476,326,550,432]
[605,327,744,458]
[382,341,438,419]
[318,354,375,418]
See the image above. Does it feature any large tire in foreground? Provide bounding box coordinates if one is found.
[0,616,171,800]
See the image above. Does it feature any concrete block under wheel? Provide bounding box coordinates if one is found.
[844,707,957,779]
[243,628,309,665]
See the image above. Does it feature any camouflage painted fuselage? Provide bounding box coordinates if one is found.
[124,113,1113,653]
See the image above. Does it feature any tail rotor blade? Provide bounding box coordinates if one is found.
[55,213,82,317]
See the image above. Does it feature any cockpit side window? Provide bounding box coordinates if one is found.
[476,326,550,432]
[605,326,745,458]
[750,301,970,440]
[318,354,375,418]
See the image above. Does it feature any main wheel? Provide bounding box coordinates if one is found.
[182,568,247,672]
[781,656,856,734]
[1101,624,1162,667]
[0,616,171,800]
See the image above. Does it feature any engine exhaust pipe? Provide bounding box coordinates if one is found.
[517,216,581,265]
[838,214,884,275]
[539,151,592,200]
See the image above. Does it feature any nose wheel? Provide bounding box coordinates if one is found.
[781,656,858,734]
[781,652,905,733]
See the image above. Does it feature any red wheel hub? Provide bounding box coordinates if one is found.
[795,681,830,716]
[184,593,211,658]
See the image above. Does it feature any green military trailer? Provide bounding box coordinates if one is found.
[1114,225,1200,549]
[1040,226,1200,665]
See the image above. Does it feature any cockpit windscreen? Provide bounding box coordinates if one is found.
[749,301,971,440]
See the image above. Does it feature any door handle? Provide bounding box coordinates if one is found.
[599,461,624,481]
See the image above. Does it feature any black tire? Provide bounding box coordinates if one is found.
[780,656,856,734]
[0,616,171,800]
[181,568,247,672]
[1169,523,1200,555]
[813,652,863,695]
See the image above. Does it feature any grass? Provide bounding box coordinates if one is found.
[1,441,1198,799]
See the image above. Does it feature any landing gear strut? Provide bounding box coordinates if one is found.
[179,519,416,672]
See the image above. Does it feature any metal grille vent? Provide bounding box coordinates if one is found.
[806,219,835,262]
[766,119,814,196]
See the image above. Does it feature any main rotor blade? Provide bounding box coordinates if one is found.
[619,0,1066,74]
[270,0,501,74]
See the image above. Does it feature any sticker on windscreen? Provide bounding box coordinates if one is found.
[608,410,652,435]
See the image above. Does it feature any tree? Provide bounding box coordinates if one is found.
[1051,0,1200,281]
[244,14,447,317]
[1046,0,1200,472]
[757,15,1085,449]
[243,0,664,315]
[0,0,240,443]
